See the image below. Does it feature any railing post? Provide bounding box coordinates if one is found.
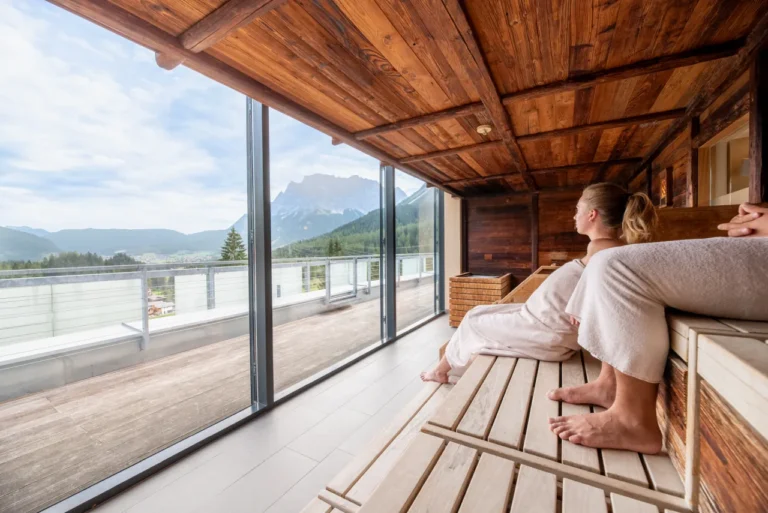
[206,266,216,310]
[397,257,401,285]
[140,266,149,350]
[305,262,311,293]
[352,257,358,297]
[367,257,372,294]
[325,260,331,303]
[418,255,422,280]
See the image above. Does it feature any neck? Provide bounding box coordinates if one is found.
[586,228,618,242]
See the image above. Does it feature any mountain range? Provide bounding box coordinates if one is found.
[2,174,411,261]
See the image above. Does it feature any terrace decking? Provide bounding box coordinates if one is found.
[0,282,436,513]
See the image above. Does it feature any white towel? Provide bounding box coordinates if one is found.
[445,260,584,374]
[566,237,768,383]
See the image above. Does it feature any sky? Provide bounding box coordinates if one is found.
[0,0,424,234]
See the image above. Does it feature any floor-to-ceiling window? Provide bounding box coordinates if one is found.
[394,171,438,333]
[267,110,385,395]
[0,2,444,511]
[0,3,253,512]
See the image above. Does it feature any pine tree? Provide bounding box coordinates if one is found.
[220,227,247,260]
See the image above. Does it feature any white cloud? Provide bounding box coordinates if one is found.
[0,0,427,236]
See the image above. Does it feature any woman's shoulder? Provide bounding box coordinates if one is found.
[583,239,623,265]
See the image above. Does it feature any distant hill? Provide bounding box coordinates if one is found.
[2,174,415,259]
[273,185,435,258]
[0,227,60,261]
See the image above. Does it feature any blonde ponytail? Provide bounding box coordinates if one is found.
[581,183,658,244]
[622,193,657,244]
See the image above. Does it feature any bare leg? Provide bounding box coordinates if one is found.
[421,354,451,383]
[548,365,662,454]
[547,361,616,409]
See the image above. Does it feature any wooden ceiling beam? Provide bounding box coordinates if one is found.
[518,109,685,144]
[627,11,768,186]
[501,39,743,106]
[442,0,537,191]
[444,158,642,187]
[399,141,504,164]
[45,0,462,197]
[398,109,683,164]
[352,42,741,143]
[156,0,288,69]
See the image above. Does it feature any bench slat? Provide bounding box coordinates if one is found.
[457,357,516,439]
[327,382,441,497]
[583,350,650,486]
[429,355,495,430]
[610,493,659,513]
[716,319,768,335]
[356,432,445,513]
[457,453,514,513]
[509,465,557,513]
[561,353,600,473]
[642,453,684,497]
[409,442,477,513]
[300,498,333,513]
[488,358,537,449]
[523,361,560,460]
[562,479,608,513]
[347,386,451,504]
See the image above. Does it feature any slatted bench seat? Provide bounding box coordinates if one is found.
[306,311,768,513]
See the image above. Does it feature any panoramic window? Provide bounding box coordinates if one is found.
[0,2,252,511]
[269,112,388,395]
[395,171,438,333]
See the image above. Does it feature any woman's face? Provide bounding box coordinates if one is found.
[574,199,592,234]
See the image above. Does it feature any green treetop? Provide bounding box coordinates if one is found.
[220,227,247,261]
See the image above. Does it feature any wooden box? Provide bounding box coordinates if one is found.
[448,272,512,328]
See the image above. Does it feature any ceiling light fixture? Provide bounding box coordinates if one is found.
[476,124,493,136]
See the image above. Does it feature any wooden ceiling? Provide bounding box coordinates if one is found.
[50,0,768,196]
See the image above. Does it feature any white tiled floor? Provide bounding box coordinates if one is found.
[94,317,453,513]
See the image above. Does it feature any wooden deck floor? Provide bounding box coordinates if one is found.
[0,281,438,513]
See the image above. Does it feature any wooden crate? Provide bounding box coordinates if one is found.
[448,273,512,328]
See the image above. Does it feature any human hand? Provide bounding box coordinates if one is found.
[569,315,580,327]
[717,203,768,237]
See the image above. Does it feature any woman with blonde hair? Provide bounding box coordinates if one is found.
[549,203,768,454]
[422,183,657,383]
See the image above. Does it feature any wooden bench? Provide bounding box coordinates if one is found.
[305,313,768,513]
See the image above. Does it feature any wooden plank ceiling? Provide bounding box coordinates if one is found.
[50,0,768,196]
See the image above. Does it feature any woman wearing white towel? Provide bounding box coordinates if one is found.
[549,203,768,454]
[421,183,657,383]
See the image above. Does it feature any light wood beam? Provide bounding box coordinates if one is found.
[442,0,536,191]
[44,0,461,197]
[156,0,288,69]
[399,141,504,164]
[352,43,741,142]
[627,11,768,187]
[444,158,642,187]
[517,109,685,144]
[391,110,683,166]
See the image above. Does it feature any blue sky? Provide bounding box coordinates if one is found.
[0,0,423,233]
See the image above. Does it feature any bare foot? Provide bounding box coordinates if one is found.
[548,408,662,454]
[420,368,449,384]
[547,379,616,409]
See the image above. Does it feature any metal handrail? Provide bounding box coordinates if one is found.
[0,253,436,350]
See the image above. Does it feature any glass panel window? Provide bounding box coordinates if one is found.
[0,3,252,510]
[395,171,437,332]
[269,111,384,395]
[698,114,750,206]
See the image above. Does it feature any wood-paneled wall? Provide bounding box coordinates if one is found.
[465,197,737,285]
[659,357,768,513]
[465,195,531,281]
